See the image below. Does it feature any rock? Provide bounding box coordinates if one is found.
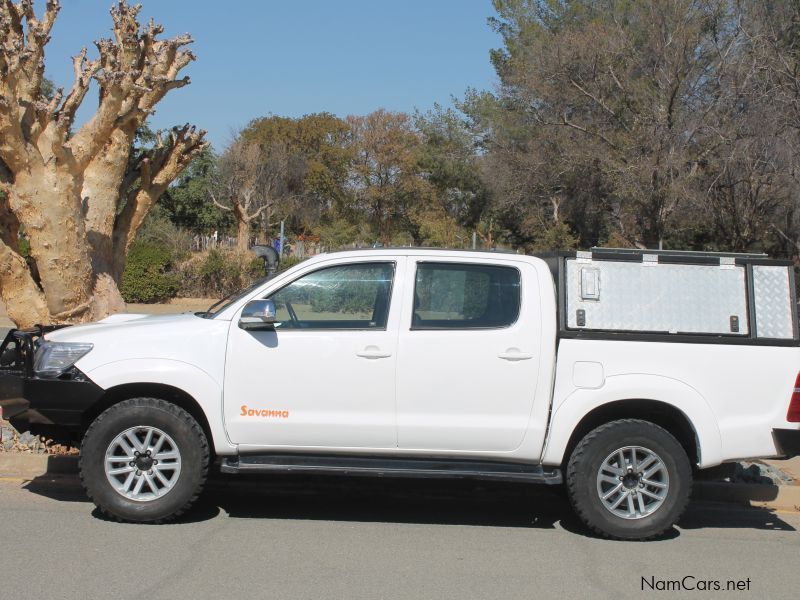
[0,427,14,442]
[730,461,792,485]
[17,431,35,445]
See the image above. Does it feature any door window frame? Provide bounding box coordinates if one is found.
[261,260,398,332]
[410,260,522,331]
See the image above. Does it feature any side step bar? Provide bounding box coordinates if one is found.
[220,454,562,485]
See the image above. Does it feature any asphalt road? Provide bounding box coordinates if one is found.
[0,474,798,600]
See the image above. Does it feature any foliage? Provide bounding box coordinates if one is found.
[151,0,800,261]
[414,104,490,231]
[137,208,194,258]
[242,113,353,233]
[277,255,307,272]
[17,237,30,258]
[346,110,435,244]
[156,108,491,253]
[160,148,231,233]
[313,217,362,250]
[176,249,264,298]
[462,0,800,256]
[120,242,180,303]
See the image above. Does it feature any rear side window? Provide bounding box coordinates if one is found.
[412,262,521,329]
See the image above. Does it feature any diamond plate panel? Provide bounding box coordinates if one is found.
[565,259,749,335]
[753,265,794,339]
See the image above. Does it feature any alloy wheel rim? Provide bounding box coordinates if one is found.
[596,445,669,520]
[104,426,182,501]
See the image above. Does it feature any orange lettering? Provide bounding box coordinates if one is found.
[240,406,290,419]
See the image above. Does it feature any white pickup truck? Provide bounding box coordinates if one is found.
[2,247,799,539]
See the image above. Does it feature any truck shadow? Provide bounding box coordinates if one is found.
[21,472,796,540]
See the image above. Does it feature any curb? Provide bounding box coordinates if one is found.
[1,453,798,512]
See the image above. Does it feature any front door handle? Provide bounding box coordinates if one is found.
[356,346,392,359]
[498,349,534,361]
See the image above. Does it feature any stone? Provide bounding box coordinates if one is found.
[17,431,35,445]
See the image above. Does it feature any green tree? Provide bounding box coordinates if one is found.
[242,113,353,235]
[160,148,232,233]
[468,0,739,251]
[414,105,491,246]
[346,109,433,245]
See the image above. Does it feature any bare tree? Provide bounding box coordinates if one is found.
[0,1,206,327]
[210,139,290,251]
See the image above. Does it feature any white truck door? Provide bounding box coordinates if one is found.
[396,258,542,452]
[223,259,404,449]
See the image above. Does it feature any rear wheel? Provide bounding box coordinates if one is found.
[80,397,209,523]
[566,419,692,540]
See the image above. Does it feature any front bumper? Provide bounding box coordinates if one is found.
[0,328,103,440]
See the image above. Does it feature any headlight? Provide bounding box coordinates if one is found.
[34,342,94,378]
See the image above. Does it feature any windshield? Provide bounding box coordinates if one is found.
[200,276,269,318]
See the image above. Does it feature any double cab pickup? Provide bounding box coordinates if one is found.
[2,247,799,539]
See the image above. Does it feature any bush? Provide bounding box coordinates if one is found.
[176,249,264,298]
[120,242,180,303]
[277,255,306,272]
[137,209,193,260]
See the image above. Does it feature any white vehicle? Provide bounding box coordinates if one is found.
[2,247,799,539]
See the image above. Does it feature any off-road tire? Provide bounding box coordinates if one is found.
[566,419,692,540]
[80,397,209,523]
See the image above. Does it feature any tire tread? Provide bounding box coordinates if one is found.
[79,397,209,524]
[566,418,692,541]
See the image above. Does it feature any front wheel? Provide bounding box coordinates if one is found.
[80,397,209,523]
[566,419,692,540]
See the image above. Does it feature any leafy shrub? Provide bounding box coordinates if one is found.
[137,209,193,260]
[176,249,265,298]
[120,242,180,303]
[277,255,306,272]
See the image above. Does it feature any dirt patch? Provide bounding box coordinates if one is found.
[126,297,219,315]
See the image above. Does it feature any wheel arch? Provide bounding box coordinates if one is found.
[542,374,723,469]
[559,399,700,470]
[82,358,236,455]
[82,382,216,459]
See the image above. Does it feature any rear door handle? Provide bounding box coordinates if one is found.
[497,351,534,361]
[356,346,392,359]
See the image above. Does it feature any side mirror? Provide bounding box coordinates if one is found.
[239,299,278,330]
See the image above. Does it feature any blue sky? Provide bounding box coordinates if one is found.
[44,0,501,150]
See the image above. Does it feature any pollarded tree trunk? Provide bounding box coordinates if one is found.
[0,1,207,327]
[11,163,95,319]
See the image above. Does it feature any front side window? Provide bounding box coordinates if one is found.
[412,262,521,329]
[270,262,394,330]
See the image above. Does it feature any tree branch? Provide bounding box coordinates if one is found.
[210,191,233,212]
[66,2,196,169]
[110,125,207,273]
